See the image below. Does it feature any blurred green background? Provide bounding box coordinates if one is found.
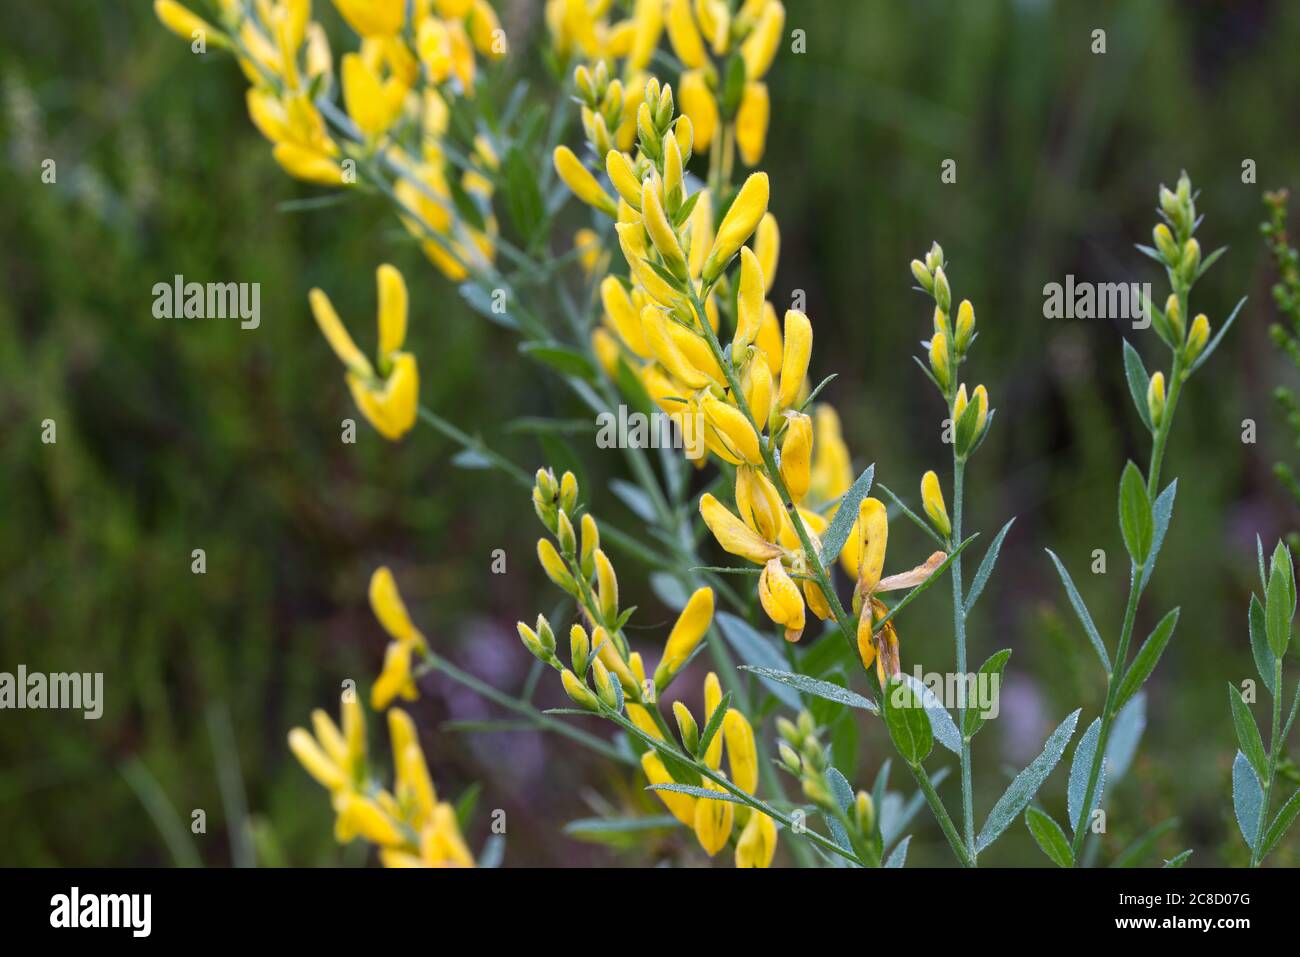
[2,0,1299,867]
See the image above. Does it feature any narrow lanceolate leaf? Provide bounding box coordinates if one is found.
[897,674,961,754]
[1045,550,1111,670]
[739,666,877,713]
[646,783,748,803]
[1025,807,1074,868]
[1248,594,1277,697]
[1259,789,1300,860]
[1163,849,1193,868]
[976,709,1081,853]
[1186,295,1245,374]
[695,691,732,760]
[883,677,933,766]
[884,834,911,868]
[1139,480,1178,590]
[965,517,1017,615]
[963,649,1012,738]
[1122,339,1153,432]
[1118,461,1153,566]
[1068,718,1105,835]
[1232,750,1263,851]
[1105,691,1146,782]
[819,465,876,563]
[1115,608,1180,708]
[1228,684,1268,782]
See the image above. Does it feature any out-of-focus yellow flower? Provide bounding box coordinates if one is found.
[371,640,418,709]
[665,0,708,68]
[342,50,407,137]
[247,88,344,186]
[333,0,406,37]
[735,81,769,167]
[736,807,778,867]
[693,779,734,855]
[553,145,618,216]
[154,1,226,45]
[740,0,784,79]
[678,69,718,152]
[309,264,419,441]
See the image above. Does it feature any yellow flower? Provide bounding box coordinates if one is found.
[665,0,708,68]
[654,586,716,687]
[780,411,812,503]
[777,309,811,410]
[920,470,951,539]
[642,751,697,825]
[154,1,224,45]
[693,779,734,856]
[369,566,428,651]
[628,0,665,71]
[723,708,759,793]
[371,640,418,709]
[333,0,406,37]
[1186,313,1210,361]
[758,557,805,642]
[342,51,407,137]
[308,264,419,441]
[679,69,718,152]
[735,82,769,166]
[740,0,784,79]
[703,172,769,282]
[699,492,783,563]
[754,212,780,293]
[553,145,618,216]
[735,465,784,543]
[701,393,763,465]
[735,809,777,867]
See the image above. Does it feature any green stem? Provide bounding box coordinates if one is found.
[909,762,973,867]
[413,650,633,766]
[417,405,533,488]
[1250,659,1285,867]
[951,457,976,863]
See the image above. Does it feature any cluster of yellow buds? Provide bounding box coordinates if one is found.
[1149,173,1213,364]
[545,0,662,85]
[155,0,502,281]
[289,699,474,866]
[520,469,778,866]
[667,0,785,165]
[910,243,993,461]
[308,263,420,440]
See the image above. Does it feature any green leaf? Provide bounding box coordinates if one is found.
[1122,339,1153,432]
[964,517,1016,615]
[1266,543,1295,659]
[1232,750,1263,851]
[976,709,1080,853]
[1068,718,1104,834]
[1259,789,1300,860]
[738,666,877,713]
[953,389,983,458]
[1025,806,1074,867]
[564,814,681,846]
[1115,608,1180,708]
[1186,295,1245,374]
[695,691,732,760]
[459,282,520,330]
[963,649,1012,738]
[882,677,933,766]
[502,146,546,243]
[1138,480,1178,589]
[715,612,801,710]
[884,835,911,868]
[609,478,657,523]
[1249,594,1278,697]
[1118,460,1153,565]
[1045,550,1111,670]
[519,341,597,381]
[1228,684,1268,782]
[1163,849,1193,868]
[819,465,876,563]
[897,673,960,754]
[1104,691,1147,782]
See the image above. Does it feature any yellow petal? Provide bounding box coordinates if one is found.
[740,0,784,79]
[693,779,734,855]
[735,81,769,167]
[665,0,708,68]
[723,709,759,793]
[371,641,417,710]
[703,172,769,283]
[777,309,811,410]
[735,809,778,867]
[659,586,715,677]
[735,465,784,543]
[600,276,650,356]
[309,288,372,376]
[780,411,812,504]
[642,751,696,825]
[288,728,346,791]
[369,566,425,648]
[856,497,888,596]
[700,493,782,564]
[754,213,780,294]
[272,142,343,186]
[921,470,951,538]
[376,264,408,357]
[758,558,805,642]
[701,394,763,465]
[554,145,617,216]
[734,246,764,351]
[335,793,405,847]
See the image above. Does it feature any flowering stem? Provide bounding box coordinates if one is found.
[1249,658,1284,867]
[909,761,973,867]
[412,650,633,766]
[950,456,976,863]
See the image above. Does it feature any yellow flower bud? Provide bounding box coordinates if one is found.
[954,299,975,352]
[537,538,576,593]
[910,259,933,293]
[736,465,785,542]
[734,247,765,351]
[777,415,812,508]
[702,394,763,465]
[673,700,700,752]
[703,172,769,282]
[777,309,812,410]
[342,53,402,138]
[735,82,769,167]
[569,623,591,674]
[971,384,989,433]
[1186,313,1210,361]
[1153,222,1179,263]
[758,558,806,643]
[561,668,601,710]
[742,351,774,428]
[642,307,715,389]
[1147,370,1166,429]
[591,658,620,709]
[605,150,643,209]
[920,470,951,539]
[1164,293,1184,342]
[593,547,619,621]
[735,810,778,867]
[641,179,688,278]
[754,213,780,293]
[929,328,951,392]
[665,0,708,68]
[553,145,617,217]
[932,266,951,313]
[656,586,716,686]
